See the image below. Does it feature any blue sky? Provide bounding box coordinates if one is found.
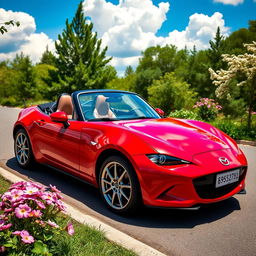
[0,0,255,74]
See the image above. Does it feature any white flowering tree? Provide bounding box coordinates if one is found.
[209,41,256,129]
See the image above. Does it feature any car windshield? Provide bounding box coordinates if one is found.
[78,92,160,121]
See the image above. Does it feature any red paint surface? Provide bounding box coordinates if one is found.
[14,106,247,208]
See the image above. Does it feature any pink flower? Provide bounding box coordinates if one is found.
[50,184,61,193]
[10,181,27,190]
[29,210,42,218]
[35,200,46,209]
[24,186,39,195]
[41,192,54,204]
[13,230,22,235]
[15,204,31,218]
[35,220,46,227]
[20,230,34,244]
[0,246,5,253]
[56,199,66,211]
[10,189,24,202]
[0,220,12,231]
[4,208,13,213]
[66,221,74,236]
[47,220,59,228]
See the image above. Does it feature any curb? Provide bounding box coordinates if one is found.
[0,166,166,256]
[237,140,256,147]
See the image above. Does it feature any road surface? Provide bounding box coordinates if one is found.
[0,106,255,256]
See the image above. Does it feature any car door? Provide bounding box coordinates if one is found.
[31,112,81,173]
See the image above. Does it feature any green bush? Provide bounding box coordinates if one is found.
[169,109,200,120]
[148,72,197,115]
[0,97,18,107]
[212,119,256,140]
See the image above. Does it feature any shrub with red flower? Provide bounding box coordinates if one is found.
[193,98,222,121]
[0,181,74,255]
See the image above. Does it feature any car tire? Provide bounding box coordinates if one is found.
[99,155,141,214]
[14,128,35,169]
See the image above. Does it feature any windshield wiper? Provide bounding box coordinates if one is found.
[87,118,119,122]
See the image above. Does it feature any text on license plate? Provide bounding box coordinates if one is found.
[215,169,240,188]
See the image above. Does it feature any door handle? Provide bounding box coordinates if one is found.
[35,119,45,126]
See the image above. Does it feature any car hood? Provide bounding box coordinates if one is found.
[115,118,232,161]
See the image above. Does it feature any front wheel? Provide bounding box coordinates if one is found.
[14,128,35,168]
[99,156,141,214]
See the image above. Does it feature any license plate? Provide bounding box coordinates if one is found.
[215,169,240,188]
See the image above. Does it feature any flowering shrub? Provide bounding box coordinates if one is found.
[193,98,222,121]
[0,181,74,255]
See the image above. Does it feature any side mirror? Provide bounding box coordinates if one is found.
[155,108,165,117]
[50,112,70,128]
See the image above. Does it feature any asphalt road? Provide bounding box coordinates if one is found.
[0,106,256,256]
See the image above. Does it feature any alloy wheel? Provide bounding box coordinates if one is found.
[15,131,30,166]
[100,161,132,210]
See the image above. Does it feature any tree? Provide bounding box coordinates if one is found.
[48,1,113,96]
[34,64,57,99]
[125,66,134,77]
[148,72,197,115]
[209,42,256,129]
[40,46,57,66]
[0,20,20,35]
[223,20,256,55]
[137,45,182,74]
[107,72,136,92]
[207,27,225,70]
[135,68,162,99]
[11,53,37,106]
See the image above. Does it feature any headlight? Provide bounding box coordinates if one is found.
[147,154,191,166]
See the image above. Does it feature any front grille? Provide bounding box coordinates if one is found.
[193,167,247,199]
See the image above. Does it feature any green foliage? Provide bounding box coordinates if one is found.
[10,53,37,106]
[135,68,161,99]
[47,2,115,97]
[223,20,256,55]
[148,72,197,115]
[207,27,226,70]
[0,20,20,35]
[125,66,134,77]
[212,119,256,140]
[51,220,136,256]
[40,47,57,66]
[169,109,200,120]
[107,73,136,92]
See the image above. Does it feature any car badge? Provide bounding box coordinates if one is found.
[219,157,230,166]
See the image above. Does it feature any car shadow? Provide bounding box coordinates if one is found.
[5,157,241,229]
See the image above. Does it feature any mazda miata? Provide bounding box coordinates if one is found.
[13,90,247,214]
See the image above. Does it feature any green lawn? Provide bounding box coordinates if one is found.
[0,175,136,256]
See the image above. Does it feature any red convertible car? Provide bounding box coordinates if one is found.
[13,90,247,214]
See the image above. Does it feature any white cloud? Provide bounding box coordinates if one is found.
[0,8,54,63]
[213,0,244,6]
[164,12,229,50]
[83,0,229,74]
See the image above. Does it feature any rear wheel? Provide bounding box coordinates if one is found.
[99,156,141,214]
[14,128,34,168]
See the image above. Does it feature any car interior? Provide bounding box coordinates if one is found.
[37,93,75,120]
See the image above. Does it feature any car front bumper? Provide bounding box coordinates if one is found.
[131,149,247,208]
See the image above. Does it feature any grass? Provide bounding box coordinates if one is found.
[0,175,136,256]
[0,176,11,194]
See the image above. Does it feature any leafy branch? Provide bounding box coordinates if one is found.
[0,20,20,35]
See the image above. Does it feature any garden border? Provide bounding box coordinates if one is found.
[0,166,167,256]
